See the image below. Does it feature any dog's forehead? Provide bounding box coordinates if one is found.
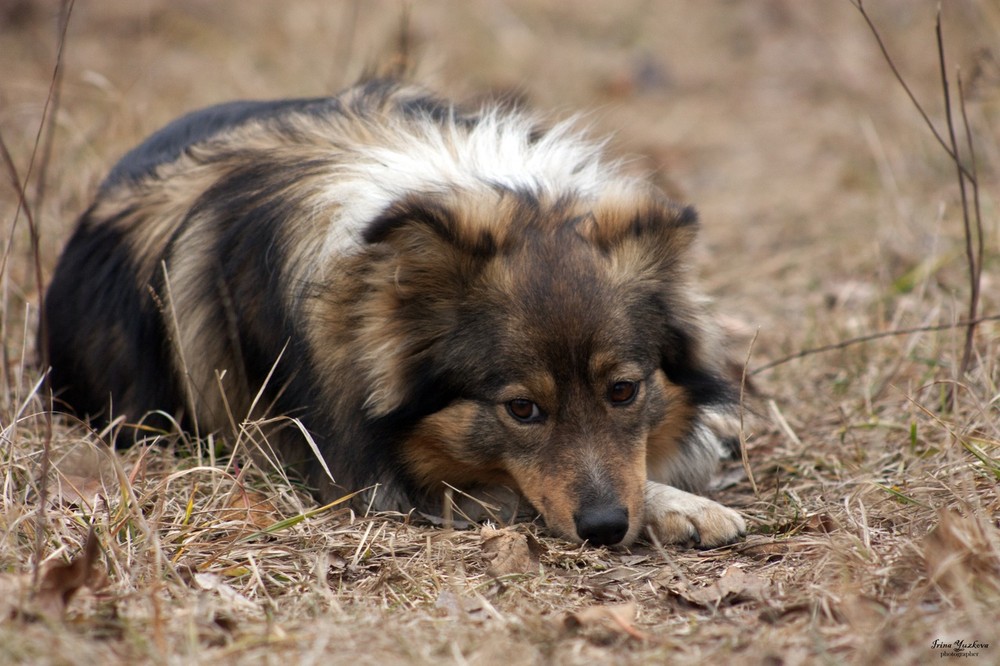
[486,252,655,379]
[497,234,617,318]
[457,191,671,384]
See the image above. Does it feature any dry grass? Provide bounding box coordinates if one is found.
[2,1,999,664]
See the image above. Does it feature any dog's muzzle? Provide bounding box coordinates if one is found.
[573,504,629,546]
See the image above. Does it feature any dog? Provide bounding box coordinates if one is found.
[45,79,746,548]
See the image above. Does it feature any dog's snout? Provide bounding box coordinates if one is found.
[574,505,629,546]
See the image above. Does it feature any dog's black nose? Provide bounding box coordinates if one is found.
[574,505,629,546]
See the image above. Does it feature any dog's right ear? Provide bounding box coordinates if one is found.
[364,196,457,245]
[364,195,498,297]
[354,195,496,417]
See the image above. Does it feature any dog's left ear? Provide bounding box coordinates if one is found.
[583,194,732,403]
[580,194,700,288]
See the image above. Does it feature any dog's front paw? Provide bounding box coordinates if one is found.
[644,481,746,548]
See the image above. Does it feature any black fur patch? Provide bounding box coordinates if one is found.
[44,206,178,432]
[103,97,340,190]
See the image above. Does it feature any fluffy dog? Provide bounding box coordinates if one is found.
[45,79,746,547]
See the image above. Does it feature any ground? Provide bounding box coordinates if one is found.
[1,1,999,664]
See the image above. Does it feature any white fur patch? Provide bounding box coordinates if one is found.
[646,403,740,493]
[315,108,636,262]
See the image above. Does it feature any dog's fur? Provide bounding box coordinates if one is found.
[45,80,745,547]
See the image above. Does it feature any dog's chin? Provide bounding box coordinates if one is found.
[619,523,644,548]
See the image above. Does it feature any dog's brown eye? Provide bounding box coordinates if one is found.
[507,398,543,423]
[609,381,639,405]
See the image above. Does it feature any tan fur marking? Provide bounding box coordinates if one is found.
[502,459,577,542]
[587,352,645,385]
[645,369,696,471]
[401,401,514,489]
[621,447,649,545]
[497,372,558,408]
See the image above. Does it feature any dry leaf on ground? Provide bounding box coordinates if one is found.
[33,527,103,619]
[434,590,495,623]
[0,572,32,621]
[51,442,117,508]
[563,602,648,641]
[480,526,539,577]
[660,565,769,607]
[191,572,262,614]
[220,489,281,530]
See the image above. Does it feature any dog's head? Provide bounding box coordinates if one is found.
[356,186,725,545]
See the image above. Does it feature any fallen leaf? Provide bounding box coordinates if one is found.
[221,490,280,530]
[801,512,839,534]
[662,565,769,607]
[564,602,648,641]
[220,565,252,578]
[192,572,260,613]
[480,526,538,577]
[327,552,349,570]
[732,535,814,559]
[0,572,32,621]
[434,590,492,623]
[51,443,117,508]
[56,474,107,508]
[33,526,102,619]
[618,555,651,566]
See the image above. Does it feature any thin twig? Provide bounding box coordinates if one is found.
[8,0,77,589]
[0,136,53,588]
[1,0,76,283]
[0,137,49,371]
[738,329,759,497]
[956,72,983,378]
[852,1,986,392]
[32,0,74,217]
[850,0,975,184]
[750,314,1000,376]
[935,10,978,382]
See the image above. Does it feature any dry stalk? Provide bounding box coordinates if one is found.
[0,136,54,589]
[934,11,983,381]
[851,1,987,391]
[0,0,74,592]
[31,0,75,218]
[739,329,760,496]
[849,1,974,182]
[750,314,1000,376]
[956,72,985,379]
